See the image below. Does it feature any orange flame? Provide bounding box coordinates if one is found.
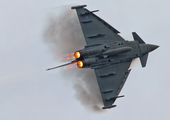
[74,51,80,59]
[63,64,77,69]
[77,61,83,68]
[60,53,75,60]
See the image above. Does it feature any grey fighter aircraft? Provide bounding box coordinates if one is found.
[47,5,159,109]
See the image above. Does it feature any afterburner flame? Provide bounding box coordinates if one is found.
[74,51,80,58]
[77,61,83,68]
[66,56,75,60]
[61,53,75,60]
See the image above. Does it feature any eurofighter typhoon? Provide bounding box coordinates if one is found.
[47,5,159,109]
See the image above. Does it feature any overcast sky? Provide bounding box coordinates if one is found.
[0,0,170,120]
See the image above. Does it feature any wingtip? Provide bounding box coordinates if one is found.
[71,5,87,9]
[102,105,117,109]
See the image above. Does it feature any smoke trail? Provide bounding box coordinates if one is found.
[43,7,85,61]
[43,6,104,112]
[74,69,103,112]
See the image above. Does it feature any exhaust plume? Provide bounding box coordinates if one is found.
[43,6,104,112]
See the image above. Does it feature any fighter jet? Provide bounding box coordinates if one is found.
[47,5,159,109]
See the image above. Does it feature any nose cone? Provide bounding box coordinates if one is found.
[148,44,159,52]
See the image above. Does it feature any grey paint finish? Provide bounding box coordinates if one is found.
[70,5,159,109]
[94,62,131,108]
[48,5,159,109]
[72,5,124,45]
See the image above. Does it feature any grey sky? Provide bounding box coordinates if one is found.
[0,0,169,120]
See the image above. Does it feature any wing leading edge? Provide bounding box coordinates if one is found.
[72,5,132,109]
[71,5,125,46]
[94,61,132,109]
